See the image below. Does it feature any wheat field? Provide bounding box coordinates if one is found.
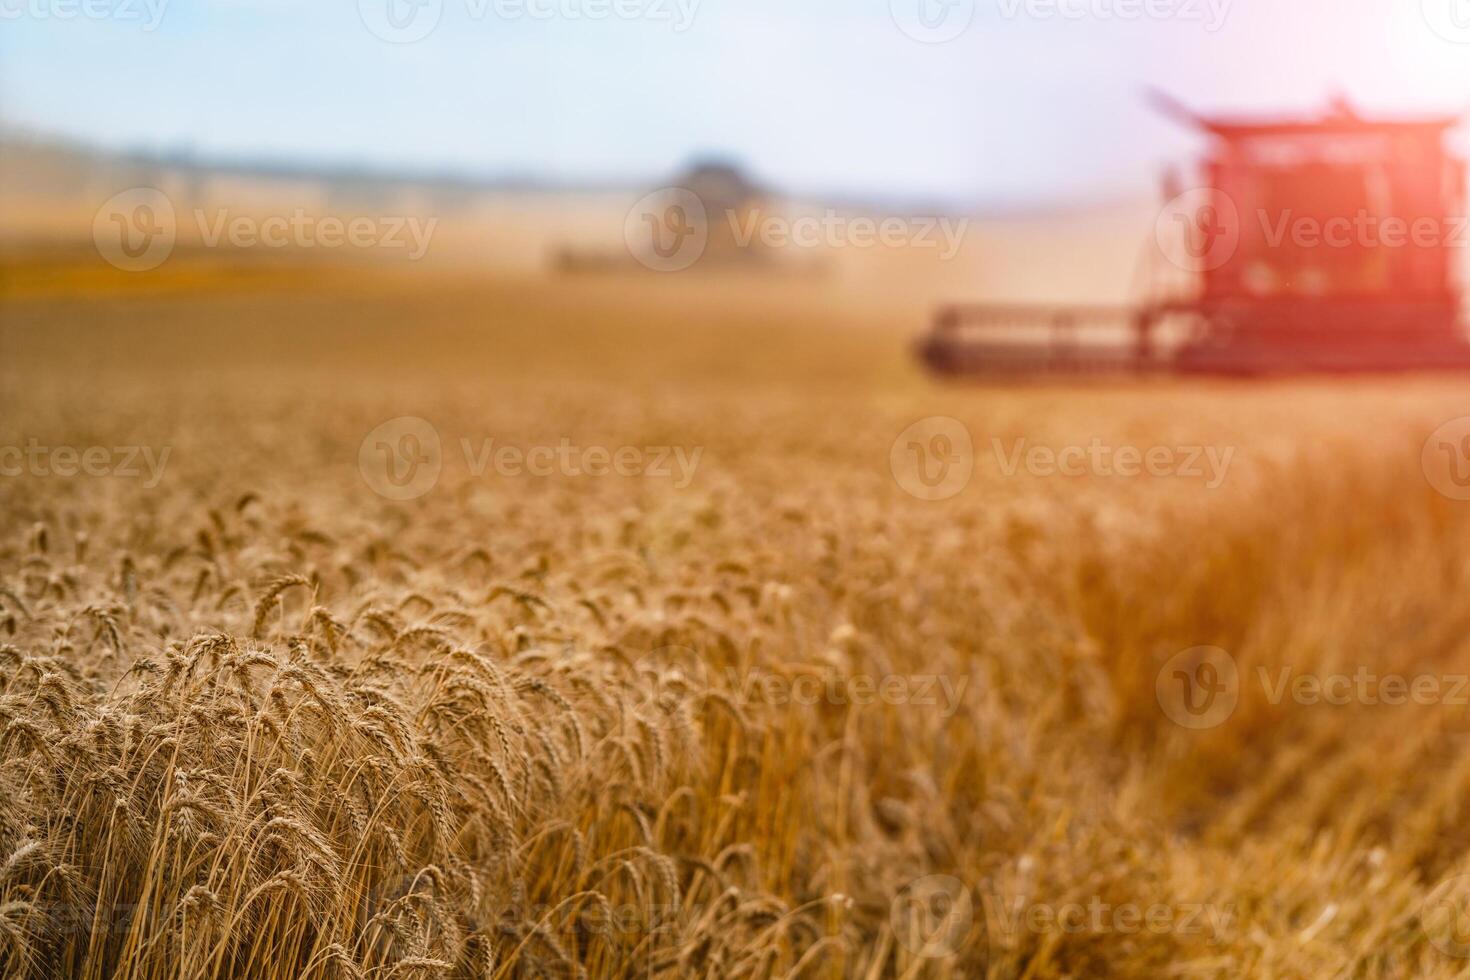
[4,258,1470,979]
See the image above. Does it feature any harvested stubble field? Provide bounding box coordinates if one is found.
[4,261,1470,979]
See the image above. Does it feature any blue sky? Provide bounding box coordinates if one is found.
[5,0,1470,206]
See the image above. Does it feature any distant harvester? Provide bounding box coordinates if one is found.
[919,94,1470,376]
[557,158,793,273]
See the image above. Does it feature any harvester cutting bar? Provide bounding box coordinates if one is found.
[918,303,1154,376]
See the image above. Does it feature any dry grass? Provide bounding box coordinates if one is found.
[4,263,1470,978]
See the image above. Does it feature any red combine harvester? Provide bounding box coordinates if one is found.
[919,95,1470,376]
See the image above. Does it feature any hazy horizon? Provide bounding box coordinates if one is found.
[7,1,1470,208]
